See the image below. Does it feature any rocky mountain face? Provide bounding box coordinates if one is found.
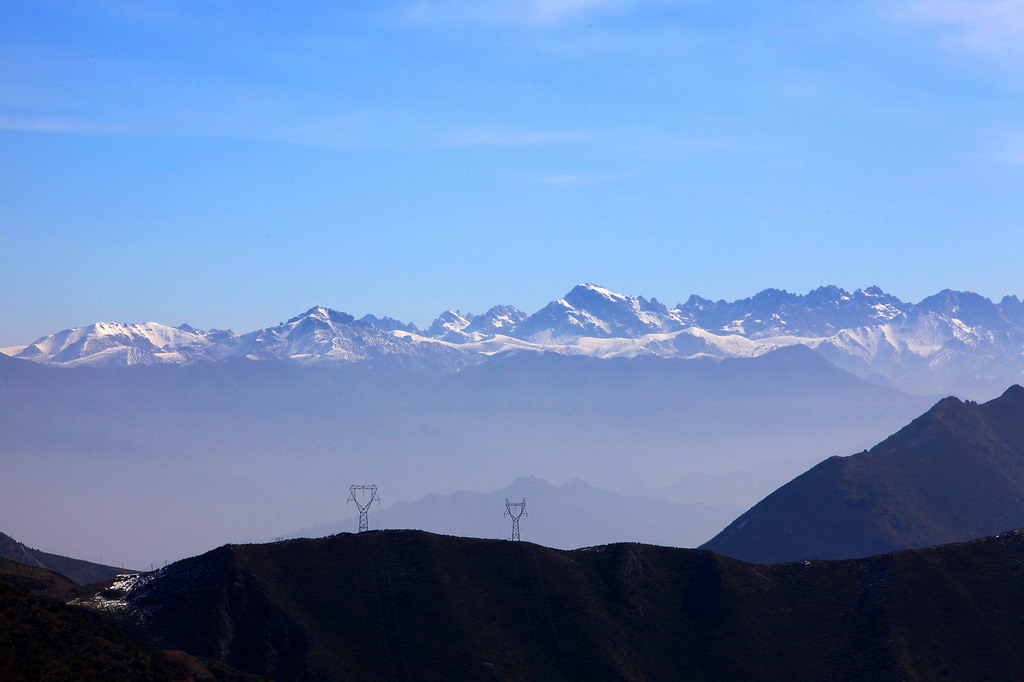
[513,283,678,339]
[10,306,475,373]
[12,321,236,367]
[426,304,529,342]
[702,385,1024,563]
[8,283,1024,396]
[229,306,475,372]
[86,528,1024,681]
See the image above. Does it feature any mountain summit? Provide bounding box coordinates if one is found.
[8,283,1024,396]
[702,385,1024,562]
[514,283,679,340]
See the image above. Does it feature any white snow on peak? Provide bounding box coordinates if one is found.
[578,282,625,301]
[462,327,776,360]
[14,321,224,367]
[11,285,1024,396]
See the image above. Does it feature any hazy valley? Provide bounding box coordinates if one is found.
[5,290,1024,680]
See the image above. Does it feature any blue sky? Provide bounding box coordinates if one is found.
[2,0,1023,345]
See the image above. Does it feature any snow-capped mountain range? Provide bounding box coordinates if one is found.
[6,283,1024,397]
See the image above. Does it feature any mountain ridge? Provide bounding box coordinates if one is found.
[701,384,1024,562]
[291,476,740,549]
[81,527,1024,681]
[0,531,131,585]
[7,282,1023,396]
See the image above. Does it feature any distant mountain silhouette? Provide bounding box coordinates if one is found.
[294,476,740,549]
[84,528,1024,681]
[0,556,89,601]
[0,346,929,568]
[703,385,1024,562]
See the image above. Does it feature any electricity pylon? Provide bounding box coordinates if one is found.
[347,485,380,533]
[505,498,527,541]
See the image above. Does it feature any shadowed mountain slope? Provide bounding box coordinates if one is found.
[0,577,191,682]
[702,385,1024,563]
[0,531,130,584]
[90,528,1024,681]
[0,556,266,681]
[0,557,93,601]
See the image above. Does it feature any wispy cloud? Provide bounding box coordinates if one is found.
[532,170,636,185]
[445,127,591,146]
[896,0,1024,65]
[624,135,763,160]
[0,115,129,135]
[403,0,630,26]
[981,128,1024,163]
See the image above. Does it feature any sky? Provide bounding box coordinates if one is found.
[2,0,1024,346]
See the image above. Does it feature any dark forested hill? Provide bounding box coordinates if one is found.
[87,528,1024,681]
[703,385,1024,562]
[0,557,265,681]
[0,576,191,682]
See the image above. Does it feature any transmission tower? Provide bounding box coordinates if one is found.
[347,485,380,533]
[505,498,527,541]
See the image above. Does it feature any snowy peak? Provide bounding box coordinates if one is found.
[515,283,678,340]
[564,283,669,317]
[235,306,397,362]
[287,306,355,326]
[424,305,528,343]
[913,290,1007,329]
[675,285,908,338]
[564,282,628,306]
[426,310,474,342]
[465,305,527,335]
[230,306,475,371]
[13,321,229,367]
[12,305,475,371]
[10,285,1024,397]
[358,314,418,333]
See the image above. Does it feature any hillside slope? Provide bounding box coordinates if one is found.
[0,531,130,584]
[0,557,92,601]
[0,556,264,681]
[0,577,191,682]
[702,385,1024,562]
[92,528,1024,681]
